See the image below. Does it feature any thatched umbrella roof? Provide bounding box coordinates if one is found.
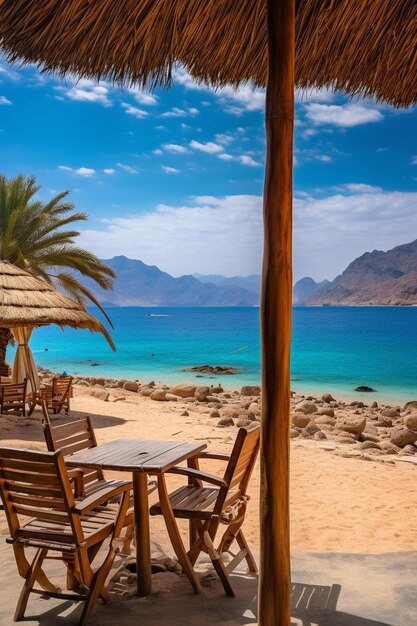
[0,0,416,106]
[0,261,114,349]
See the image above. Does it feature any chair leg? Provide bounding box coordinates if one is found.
[203,531,235,597]
[79,546,115,626]
[189,519,198,552]
[14,548,47,621]
[236,530,258,573]
[157,475,201,594]
[121,523,134,554]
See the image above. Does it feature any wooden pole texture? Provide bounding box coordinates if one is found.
[258,0,295,624]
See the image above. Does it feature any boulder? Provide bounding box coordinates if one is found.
[355,385,375,392]
[290,429,300,439]
[314,431,327,440]
[83,388,109,402]
[240,386,261,397]
[294,400,318,415]
[389,427,417,448]
[314,415,336,426]
[381,407,400,418]
[209,410,220,418]
[218,417,234,428]
[317,406,335,418]
[194,386,210,402]
[140,387,153,397]
[165,393,178,401]
[171,383,198,398]
[360,441,381,450]
[181,410,189,416]
[150,390,167,401]
[321,393,335,403]
[305,422,320,436]
[291,414,310,429]
[404,400,417,411]
[404,413,417,431]
[210,386,224,394]
[123,381,139,393]
[205,395,221,403]
[336,416,366,435]
[236,418,252,428]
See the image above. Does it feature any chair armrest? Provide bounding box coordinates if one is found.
[167,466,228,488]
[73,480,132,515]
[67,468,85,498]
[194,451,230,462]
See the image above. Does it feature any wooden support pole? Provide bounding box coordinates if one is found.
[258,0,295,624]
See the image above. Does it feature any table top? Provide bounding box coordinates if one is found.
[65,438,206,473]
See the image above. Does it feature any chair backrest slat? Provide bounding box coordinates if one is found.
[0,447,83,545]
[223,425,260,493]
[52,376,72,399]
[44,416,104,483]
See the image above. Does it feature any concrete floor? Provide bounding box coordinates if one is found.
[0,538,415,626]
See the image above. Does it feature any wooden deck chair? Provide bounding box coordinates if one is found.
[43,416,156,553]
[150,424,260,596]
[43,375,73,414]
[0,446,131,625]
[0,380,27,416]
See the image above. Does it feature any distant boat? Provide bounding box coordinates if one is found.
[146,313,170,317]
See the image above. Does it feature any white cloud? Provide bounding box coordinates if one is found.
[162,143,188,154]
[0,96,12,105]
[58,80,111,106]
[215,133,234,145]
[294,189,417,280]
[295,88,334,103]
[153,149,163,155]
[161,107,199,118]
[77,188,417,281]
[103,168,116,175]
[162,166,180,174]
[238,155,262,167]
[116,163,139,174]
[0,64,20,81]
[173,67,265,114]
[341,183,382,193]
[121,102,148,119]
[190,140,223,154]
[305,103,384,127]
[58,165,96,177]
[411,156,417,165]
[128,87,158,105]
[78,194,263,276]
[218,153,234,161]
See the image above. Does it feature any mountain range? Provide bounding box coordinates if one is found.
[82,256,259,306]
[79,239,417,307]
[308,239,417,305]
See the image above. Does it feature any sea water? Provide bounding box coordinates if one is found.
[10,306,417,403]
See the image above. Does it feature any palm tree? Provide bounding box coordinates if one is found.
[0,174,115,374]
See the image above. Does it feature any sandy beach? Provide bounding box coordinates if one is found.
[1,377,416,555]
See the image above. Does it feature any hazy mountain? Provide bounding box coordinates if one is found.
[194,273,260,296]
[81,256,259,306]
[309,239,417,305]
[293,277,330,305]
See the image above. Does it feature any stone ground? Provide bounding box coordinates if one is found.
[0,539,415,626]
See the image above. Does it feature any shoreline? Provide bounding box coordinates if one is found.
[2,371,417,556]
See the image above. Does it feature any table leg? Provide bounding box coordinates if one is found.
[133,472,152,596]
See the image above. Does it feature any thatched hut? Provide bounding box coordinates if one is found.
[0,261,114,392]
[0,1,415,623]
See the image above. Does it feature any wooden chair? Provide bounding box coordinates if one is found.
[43,415,156,553]
[0,379,27,416]
[43,375,73,414]
[150,424,260,596]
[0,446,132,625]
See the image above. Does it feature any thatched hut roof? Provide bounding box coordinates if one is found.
[0,261,114,349]
[0,0,416,107]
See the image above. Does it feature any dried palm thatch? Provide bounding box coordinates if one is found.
[0,0,416,106]
[0,261,114,349]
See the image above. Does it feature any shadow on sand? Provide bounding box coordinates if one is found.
[0,408,127,444]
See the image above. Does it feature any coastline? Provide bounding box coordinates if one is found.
[1,371,416,556]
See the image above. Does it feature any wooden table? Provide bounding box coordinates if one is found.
[66,438,206,596]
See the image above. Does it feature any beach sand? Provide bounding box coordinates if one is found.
[1,387,416,554]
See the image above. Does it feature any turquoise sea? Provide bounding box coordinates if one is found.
[10,306,417,404]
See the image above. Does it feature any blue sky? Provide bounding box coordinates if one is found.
[0,62,416,281]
